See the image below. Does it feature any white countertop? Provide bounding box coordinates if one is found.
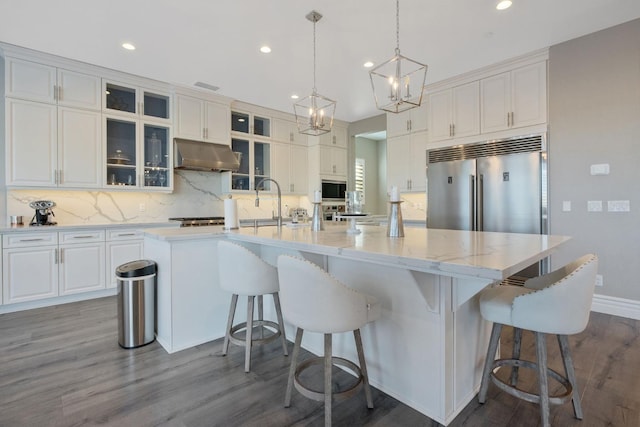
[0,221,178,234]
[143,223,570,281]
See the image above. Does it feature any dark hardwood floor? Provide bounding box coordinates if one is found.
[0,296,638,426]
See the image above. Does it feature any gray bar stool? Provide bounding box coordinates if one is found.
[218,241,288,372]
[478,254,598,427]
[277,255,381,427]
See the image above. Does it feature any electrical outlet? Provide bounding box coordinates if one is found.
[595,274,604,287]
[587,200,603,212]
[139,203,146,212]
[607,200,630,212]
[562,201,571,212]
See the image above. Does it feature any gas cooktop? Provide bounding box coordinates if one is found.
[168,217,225,227]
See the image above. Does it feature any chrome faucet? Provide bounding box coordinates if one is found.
[255,178,282,228]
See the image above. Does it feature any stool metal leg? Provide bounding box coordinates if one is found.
[273,292,289,356]
[222,294,238,356]
[354,329,373,409]
[285,328,304,407]
[535,332,551,427]
[558,334,583,419]
[510,327,523,386]
[258,295,264,340]
[245,296,255,373]
[479,322,502,404]
[324,333,333,427]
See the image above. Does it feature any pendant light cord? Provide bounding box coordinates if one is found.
[313,17,317,93]
[395,0,400,54]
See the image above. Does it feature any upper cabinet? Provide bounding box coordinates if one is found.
[428,81,480,142]
[174,94,230,144]
[6,58,101,110]
[480,62,547,133]
[232,110,271,137]
[103,80,171,123]
[272,118,306,145]
[386,103,428,138]
[387,131,427,193]
[319,125,348,148]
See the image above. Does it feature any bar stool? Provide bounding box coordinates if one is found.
[478,254,598,427]
[217,240,288,372]
[277,255,381,427]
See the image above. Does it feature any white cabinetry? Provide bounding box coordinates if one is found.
[174,94,230,144]
[106,229,144,289]
[271,143,308,194]
[5,58,101,109]
[2,232,58,304]
[387,131,427,192]
[58,230,105,296]
[387,103,428,138]
[481,62,547,133]
[319,125,348,148]
[272,119,305,145]
[428,81,479,142]
[319,145,347,177]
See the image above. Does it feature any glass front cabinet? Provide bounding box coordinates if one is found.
[103,80,172,190]
[227,110,271,192]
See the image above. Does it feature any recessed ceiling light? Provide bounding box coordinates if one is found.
[122,42,136,50]
[363,61,374,68]
[260,46,272,54]
[496,1,512,10]
[238,118,246,122]
[291,94,299,100]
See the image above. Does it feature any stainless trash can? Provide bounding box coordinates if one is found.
[116,260,157,349]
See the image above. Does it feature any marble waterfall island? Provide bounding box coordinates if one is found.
[143,224,570,425]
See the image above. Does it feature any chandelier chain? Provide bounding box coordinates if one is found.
[396,0,400,52]
[313,17,317,93]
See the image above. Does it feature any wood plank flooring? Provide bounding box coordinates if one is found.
[0,296,638,426]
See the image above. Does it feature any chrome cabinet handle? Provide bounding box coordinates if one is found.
[19,238,45,242]
[55,248,59,264]
[72,235,95,239]
[451,123,455,137]
[116,233,136,237]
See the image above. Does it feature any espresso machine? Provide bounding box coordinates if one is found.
[29,200,57,226]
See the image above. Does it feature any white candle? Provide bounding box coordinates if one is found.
[390,186,399,202]
[314,190,322,203]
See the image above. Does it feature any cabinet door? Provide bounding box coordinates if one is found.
[59,242,105,295]
[142,124,171,189]
[290,145,308,194]
[408,132,427,191]
[271,143,291,193]
[58,107,102,187]
[174,95,204,140]
[480,72,510,133]
[204,101,230,144]
[57,69,101,110]
[409,103,429,133]
[387,135,410,191]
[3,246,58,304]
[6,58,56,103]
[451,81,480,139]
[511,62,547,128]
[319,146,347,177]
[106,240,143,289]
[320,126,348,148]
[273,119,298,143]
[6,99,57,186]
[428,89,453,142]
[105,116,138,187]
[386,110,410,137]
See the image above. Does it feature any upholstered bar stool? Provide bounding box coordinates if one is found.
[217,241,288,372]
[478,254,598,427]
[277,255,381,427]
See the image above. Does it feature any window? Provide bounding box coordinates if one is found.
[355,158,365,205]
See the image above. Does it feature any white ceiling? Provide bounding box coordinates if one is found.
[2,1,640,122]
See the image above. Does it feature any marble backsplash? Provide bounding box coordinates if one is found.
[6,170,427,226]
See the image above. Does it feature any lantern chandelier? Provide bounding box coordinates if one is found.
[369,0,427,114]
[294,10,336,136]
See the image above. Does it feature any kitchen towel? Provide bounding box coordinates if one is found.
[224,197,239,229]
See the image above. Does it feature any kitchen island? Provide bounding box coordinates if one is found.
[143,223,569,425]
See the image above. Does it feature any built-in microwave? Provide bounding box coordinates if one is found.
[321,180,347,201]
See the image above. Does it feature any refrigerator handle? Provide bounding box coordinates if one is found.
[470,174,476,231]
[478,174,484,231]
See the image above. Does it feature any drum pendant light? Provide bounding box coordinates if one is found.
[294,11,336,136]
[369,0,427,113]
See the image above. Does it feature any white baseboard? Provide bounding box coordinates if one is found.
[591,294,640,320]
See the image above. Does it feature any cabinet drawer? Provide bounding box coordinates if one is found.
[59,230,105,244]
[107,228,144,241]
[3,232,58,248]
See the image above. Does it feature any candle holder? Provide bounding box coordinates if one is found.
[387,201,405,237]
[311,202,324,231]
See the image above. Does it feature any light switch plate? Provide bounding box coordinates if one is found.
[562,201,571,212]
[587,200,603,212]
[590,163,610,175]
[607,200,630,212]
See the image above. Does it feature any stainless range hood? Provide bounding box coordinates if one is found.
[174,138,240,172]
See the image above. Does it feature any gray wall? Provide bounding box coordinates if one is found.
[355,136,386,215]
[549,18,640,300]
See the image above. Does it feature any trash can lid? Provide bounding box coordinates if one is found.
[116,259,156,278]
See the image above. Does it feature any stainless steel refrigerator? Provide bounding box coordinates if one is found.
[426,134,548,279]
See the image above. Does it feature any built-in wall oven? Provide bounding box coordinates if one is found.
[321,180,347,202]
